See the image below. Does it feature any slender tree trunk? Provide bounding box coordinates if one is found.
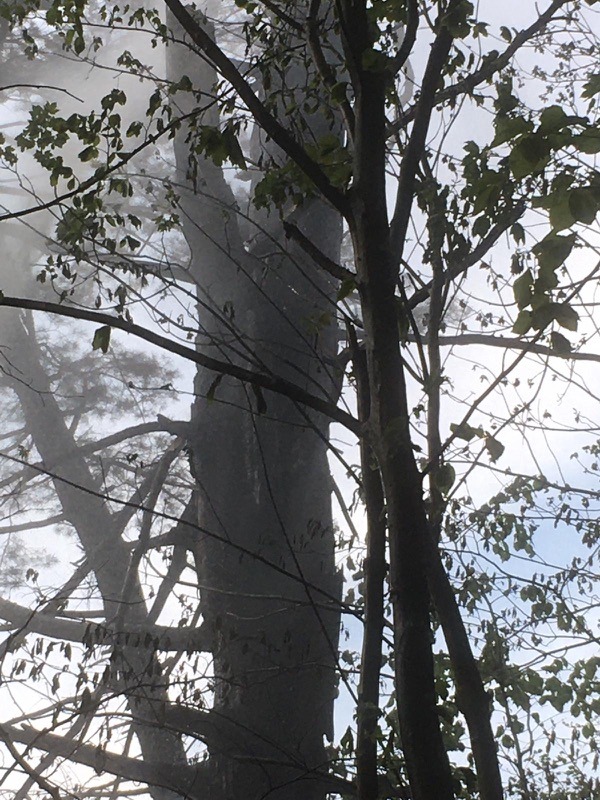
[342,6,455,794]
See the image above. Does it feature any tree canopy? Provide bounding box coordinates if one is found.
[0,1,599,799]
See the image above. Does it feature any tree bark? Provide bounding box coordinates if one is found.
[167,8,343,799]
[340,5,455,795]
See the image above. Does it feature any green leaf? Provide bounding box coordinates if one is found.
[92,326,111,354]
[435,463,456,495]
[512,309,532,335]
[573,128,600,153]
[582,72,600,99]
[485,436,505,462]
[513,269,533,308]
[251,383,267,414]
[206,373,224,403]
[538,105,569,134]
[550,331,572,354]
[337,277,357,301]
[147,89,162,116]
[531,302,555,331]
[535,263,558,292]
[532,233,575,270]
[450,422,484,441]
[509,135,550,180]
[553,302,579,332]
[568,187,598,225]
[330,81,349,104]
[492,114,531,146]
[361,48,392,73]
[548,193,575,231]
[510,222,525,244]
[78,146,98,162]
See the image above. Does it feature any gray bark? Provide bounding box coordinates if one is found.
[167,8,343,799]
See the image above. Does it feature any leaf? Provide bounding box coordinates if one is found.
[79,687,94,713]
[78,145,98,162]
[573,128,600,153]
[509,135,550,180]
[92,326,111,354]
[435,463,456,495]
[510,222,525,244]
[330,81,348,104]
[513,269,533,309]
[550,331,572,354]
[361,48,391,73]
[251,383,267,414]
[568,187,598,225]
[512,309,532,335]
[485,436,505,462]
[535,263,558,292]
[538,105,569,134]
[548,193,575,231]
[337,277,357,301]
[450,422,484,441]
[582,72,600,99]
[553,302,579,332]
[532,233,575,270]
[531,302,555,331]
[492,114,531,147]
[146,89,162,116]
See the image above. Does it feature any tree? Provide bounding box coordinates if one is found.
[0,1,599,799]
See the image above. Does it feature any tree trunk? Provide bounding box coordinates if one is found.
[167,10,343,800]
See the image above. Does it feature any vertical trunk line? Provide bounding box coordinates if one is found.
[350,64,454,800]
[353,338,387,800]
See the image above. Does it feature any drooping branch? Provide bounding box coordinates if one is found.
[0,725,61,800]
[0,296,359,433]
[0,451,355,614]
[283,220,356,281]
[406,201,526,309]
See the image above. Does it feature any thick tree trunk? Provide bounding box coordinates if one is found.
[167,10,343,800]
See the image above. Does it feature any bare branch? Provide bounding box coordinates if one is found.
[390,0,571,134]
[0,296,360,434]
[0,722,206,800]
[433,332,600,363]
[0,596,211,651]
[283,220,356,281]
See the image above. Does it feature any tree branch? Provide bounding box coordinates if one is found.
[431,332,600,362]
[0,296,360,434]
[389,16,455,269]
[164,0,350,215]
[0,596,211,652]
[390,0,570,134]
[283,220,356,281]
[0,722,206,800]
[406,201,526,309]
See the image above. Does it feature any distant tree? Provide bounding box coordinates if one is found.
[0,2,599,800]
